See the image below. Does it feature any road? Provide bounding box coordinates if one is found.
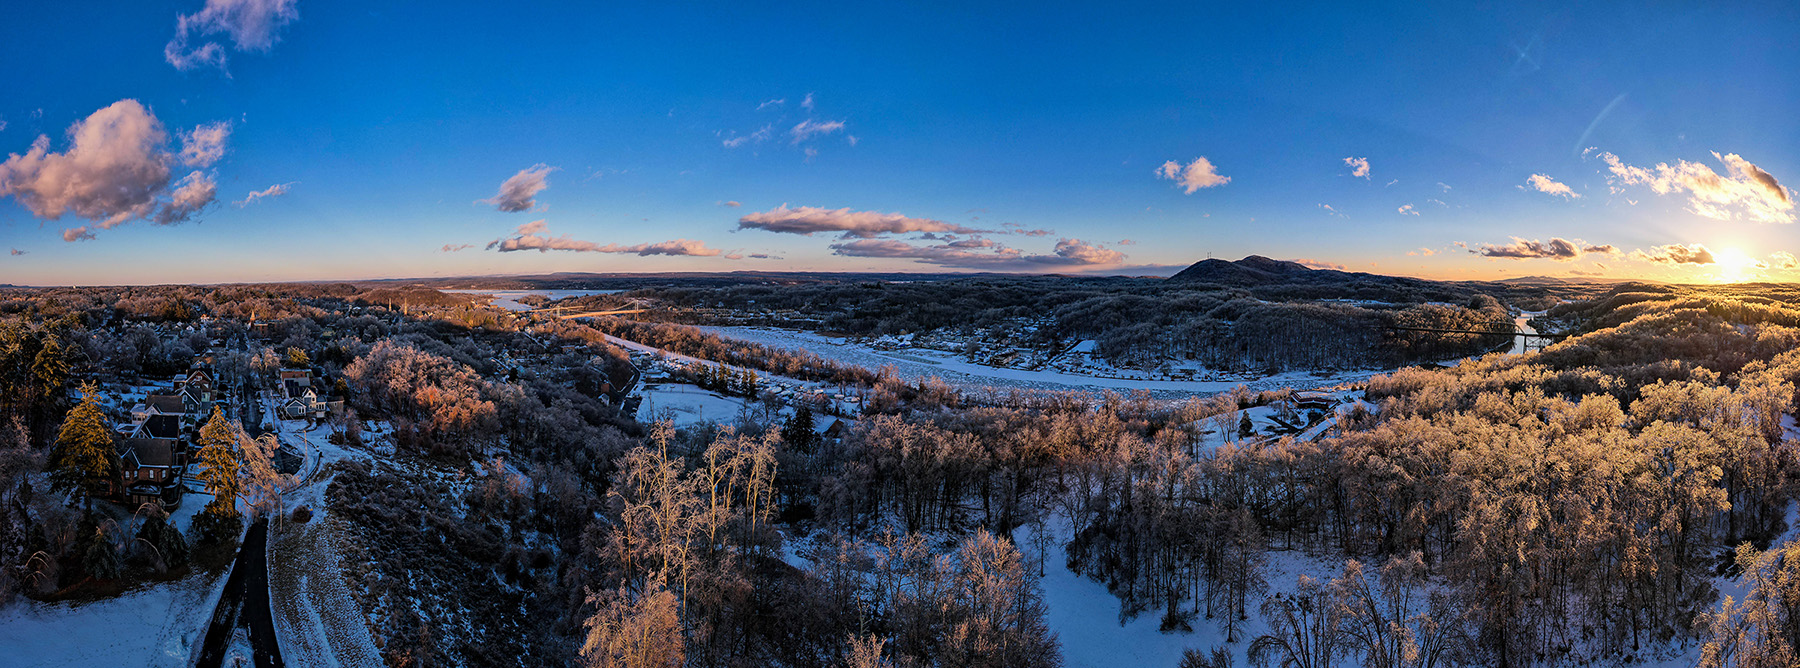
[194,519,284,668]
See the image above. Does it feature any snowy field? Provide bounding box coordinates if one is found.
[0,564,226,667]
[638,383,757,426]
[697,325,1378,399]
[266,412,384,668]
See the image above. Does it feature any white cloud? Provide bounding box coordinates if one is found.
[1343,157,1370,179]
[1596,150,1793,223]
[478,164,554,212]
[756,99,785,110]
[165,0,300,71]
[1397,204,1418,216]
[179,121,230,167]
[1771,251,1797,269]
[236,181,294,207]
[722,125,772,148]
[801,93,815,111]
[1526,173,1580,199]
[1156,157,1230,193]
[738,205,985,238]
[790,119,846,144]
[487,220,725,257]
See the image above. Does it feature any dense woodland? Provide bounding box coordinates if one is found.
[2,279,1800,667]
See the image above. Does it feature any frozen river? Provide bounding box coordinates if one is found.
[443,289,622,311]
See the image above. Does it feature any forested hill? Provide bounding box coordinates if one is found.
[1171,254,1444,291]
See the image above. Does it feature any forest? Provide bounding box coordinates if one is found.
[0,279,1798,667]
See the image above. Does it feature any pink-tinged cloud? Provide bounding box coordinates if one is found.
[1343,157,1370,179]
[829,237,1123,270]
[1632,243,1715,265]
[1156,157,1230,193]
[1473,237,1616,261]
[1290,258,1348,271]
[1596,150,1793,223]
[8,248,25,256]
[738,205,986,238]
[440,244,474,253]
[179,121,230,167]
[486,220,726,257]
[478,164,554,212]
[165,0,300,71]
[0,100,170,226]
[0,100,226,240]
[153,171,218,224]
[1526,173,1580,199]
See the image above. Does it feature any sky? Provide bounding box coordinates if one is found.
[0,1,1796,286]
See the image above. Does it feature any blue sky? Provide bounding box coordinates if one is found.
[1,1,1796,285]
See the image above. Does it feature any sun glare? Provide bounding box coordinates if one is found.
[1715,247,1760,283]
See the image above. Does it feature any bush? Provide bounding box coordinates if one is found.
[190,508,243,570]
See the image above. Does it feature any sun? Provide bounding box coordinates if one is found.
[1714,247,1762,283]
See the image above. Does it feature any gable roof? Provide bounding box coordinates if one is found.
[140,414,183,440]
[146,394,188,415]
[119,437,178,468]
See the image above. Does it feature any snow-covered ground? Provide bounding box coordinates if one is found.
[265,412,384,668]
[638,383,757,427]
[0,566,227,667]
[697,325,1377,399]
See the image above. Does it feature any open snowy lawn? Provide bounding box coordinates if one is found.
[0,569,227,668]
[639,383,756,426]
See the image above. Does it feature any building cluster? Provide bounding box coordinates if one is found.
[113,367,221,509]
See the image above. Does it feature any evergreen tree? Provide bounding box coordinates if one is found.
[78,518,121,581]
[30,335,69,401]
[782,405,819,455]
[45,386,118,510]
[1238,413,1255,440]
[195,407,242,516]
[133,507,190,572]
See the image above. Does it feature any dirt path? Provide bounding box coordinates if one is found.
[195,519,284,668]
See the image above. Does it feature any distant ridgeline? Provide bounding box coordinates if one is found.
[571,257,1612,373]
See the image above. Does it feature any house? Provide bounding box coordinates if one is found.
[176,368,215,407]
[135,414,184,441]
[1293,391,1335,411]
[132,393,195,424]
[281,385,325,419]
[118,437,185,509]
